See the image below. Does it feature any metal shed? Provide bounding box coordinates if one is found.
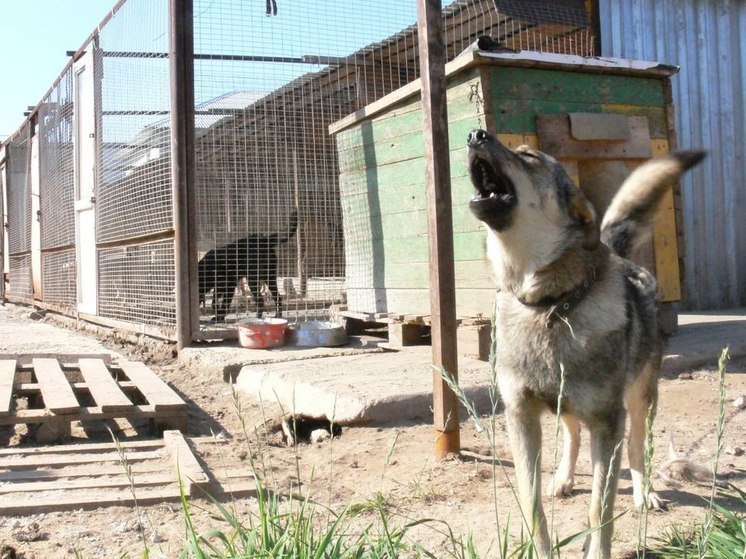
[598,0,746,309]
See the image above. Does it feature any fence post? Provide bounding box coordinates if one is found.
[169,0,198,349]
[417,0,460,459]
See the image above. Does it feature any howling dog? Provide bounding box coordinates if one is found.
[467,128,705,558]
[198,209,298,321]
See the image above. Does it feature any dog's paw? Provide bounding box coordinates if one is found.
[546,475,575,497]
[634,489,666,511]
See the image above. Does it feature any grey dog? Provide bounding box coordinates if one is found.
[467,128,705,559]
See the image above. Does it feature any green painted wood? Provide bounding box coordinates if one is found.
[487,67,665,107]
[337,118,479,174]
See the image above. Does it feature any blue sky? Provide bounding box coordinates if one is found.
[0,0,113,140]
[0,0,421,142]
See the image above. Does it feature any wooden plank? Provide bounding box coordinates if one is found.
[537,114,653,159]
[0,463,165,482]
[117,361,186,410]
[0,485,185,516]
[0,437,163,456]
[164,430,210,495]
[0,472,177,494]
[32,358,80,414]
[0,359,16,417]
[487,67,665,107]
[0,404,188,426]
[0,353,112,367]
[78,358,135,412]
[17,380,137,393]
[0,450,163,470]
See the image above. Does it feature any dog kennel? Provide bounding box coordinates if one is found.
[332,49,684,328]
[1,0,602,346]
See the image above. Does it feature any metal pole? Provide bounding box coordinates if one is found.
[417,0,460,458]
[169,0,198,349]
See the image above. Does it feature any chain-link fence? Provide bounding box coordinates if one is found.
[1,0,595,342]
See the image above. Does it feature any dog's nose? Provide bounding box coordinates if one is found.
[468,129,489,147]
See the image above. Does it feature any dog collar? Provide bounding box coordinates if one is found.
[518,267,597,329]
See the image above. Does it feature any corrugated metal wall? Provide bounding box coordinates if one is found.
[599,0,746,310]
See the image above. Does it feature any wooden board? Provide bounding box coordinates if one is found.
[0,431,217,514]
[118,361,186,411]
[33,358,80,414]
[0,359,15,417]
[0,356,188,441]
[536,114,653,159]
[78,358,134,412]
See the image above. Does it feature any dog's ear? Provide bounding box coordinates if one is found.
[568,187,600,250]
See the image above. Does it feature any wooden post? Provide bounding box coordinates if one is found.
[417,0,460,458]
[169,0,198,349]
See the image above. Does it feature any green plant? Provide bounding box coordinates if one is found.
[648,347,744,559]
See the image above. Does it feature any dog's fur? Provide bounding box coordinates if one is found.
[466,129,705,558]
[198,210,298,321]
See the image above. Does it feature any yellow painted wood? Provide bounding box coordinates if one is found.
[648,139,681,301]
[496,133,539,149]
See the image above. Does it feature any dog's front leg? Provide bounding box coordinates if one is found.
[547,413,581,497]
[504,398,551,558]
[584,412,625,559]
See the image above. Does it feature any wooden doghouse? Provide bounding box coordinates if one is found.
[331,50,684,349]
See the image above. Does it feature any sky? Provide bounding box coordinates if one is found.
[0,0,113,141]
[0,0,421,143]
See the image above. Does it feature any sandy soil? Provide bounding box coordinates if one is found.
[0,304,745,559]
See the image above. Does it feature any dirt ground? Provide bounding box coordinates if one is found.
[1,304,745,559]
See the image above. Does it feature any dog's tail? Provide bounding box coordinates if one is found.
[271,209,299,244]
[600,150,706,258]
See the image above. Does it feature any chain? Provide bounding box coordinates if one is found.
[468,83,484,129]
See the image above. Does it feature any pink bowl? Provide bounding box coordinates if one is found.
[237,318,288,349]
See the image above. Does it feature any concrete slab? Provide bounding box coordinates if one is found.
[179,335,388,381]
[235,308,746,424]
[662,308,746,374]
[235,345,495,424]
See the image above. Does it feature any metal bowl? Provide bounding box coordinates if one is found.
[287,321,348,347]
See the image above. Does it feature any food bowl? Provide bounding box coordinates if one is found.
[287,321,348,347]
[237,318,288,349]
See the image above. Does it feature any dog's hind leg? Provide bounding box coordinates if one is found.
[584,410,625,559]
[547,413,581,497]
[504,397,551,558]
[625,365,664,510]
[267,278,283,317]
[248,279,265,318]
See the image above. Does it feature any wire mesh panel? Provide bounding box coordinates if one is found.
[97,0,172,243]
[5,124,32,300]
[38,67,77,308]
[99,240,175,333]
[191,0,593,333]
[95,0,175,335]
[192,0,421,330]
[41,250,77,309]
[39,68,76,252]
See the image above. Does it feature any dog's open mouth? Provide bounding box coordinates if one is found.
[468,151,517,230]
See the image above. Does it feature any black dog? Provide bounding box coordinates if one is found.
[198,210,298,321]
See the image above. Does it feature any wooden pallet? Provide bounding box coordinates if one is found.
[0,356,188,443]
[0,431,213,514]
